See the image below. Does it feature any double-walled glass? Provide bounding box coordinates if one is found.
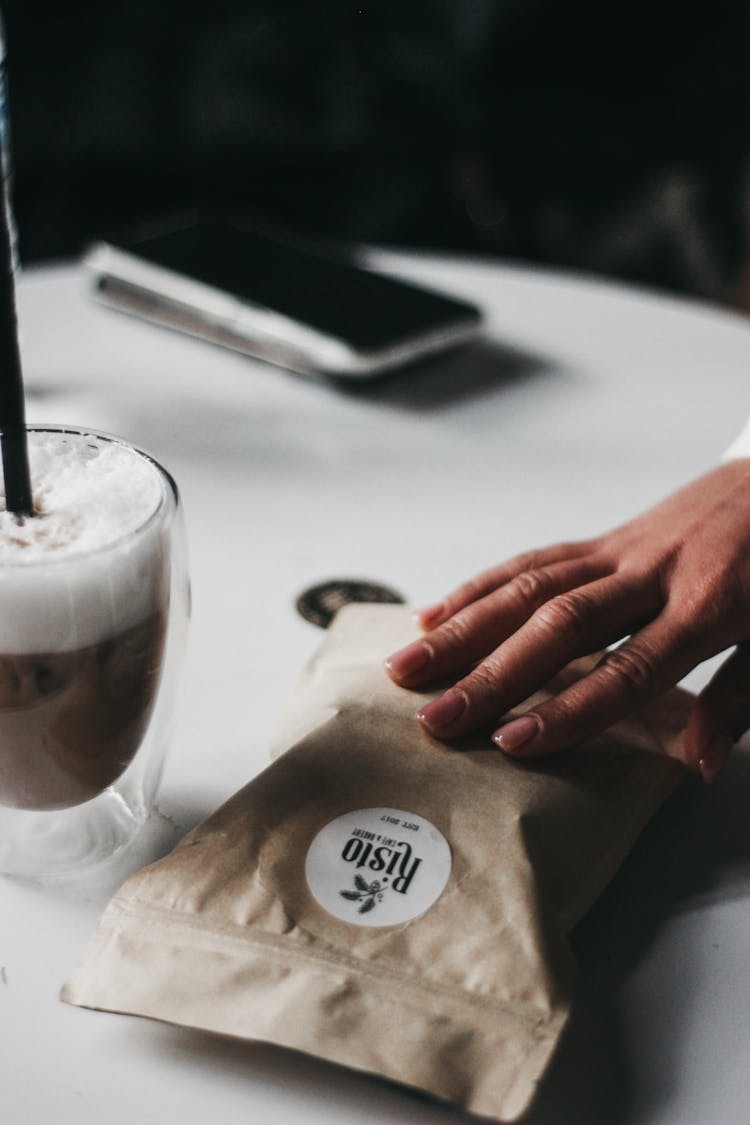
[0,427,189,879]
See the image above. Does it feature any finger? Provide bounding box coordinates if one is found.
[387,555,613,688]
[416,571,663,737]
[416,540,600,630]
[683,645,750,783]
[491,613,704,758]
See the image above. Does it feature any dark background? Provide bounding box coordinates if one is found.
[5,1,750,302]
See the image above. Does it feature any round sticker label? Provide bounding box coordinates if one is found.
[305,807,452,927]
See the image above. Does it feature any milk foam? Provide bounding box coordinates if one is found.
[0,432,164,560]
[0,432,171,652]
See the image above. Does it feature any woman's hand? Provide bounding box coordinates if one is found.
[385,460,750,782]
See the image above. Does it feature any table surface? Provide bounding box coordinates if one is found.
[2,251,750,1125]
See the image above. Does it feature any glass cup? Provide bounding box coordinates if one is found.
[0,426,189,879]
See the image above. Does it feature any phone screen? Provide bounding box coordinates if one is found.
[123,223,480,352]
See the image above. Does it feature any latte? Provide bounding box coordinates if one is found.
[0,430,170,811]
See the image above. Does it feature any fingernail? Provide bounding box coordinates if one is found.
[417,690,467,732]
[492,714,541,754]
[698,733,733,785]
[385,640,433,682]
[416,602,447,630]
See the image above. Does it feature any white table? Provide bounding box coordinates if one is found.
[2,251,750,1124]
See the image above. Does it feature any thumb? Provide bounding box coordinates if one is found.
[684,645,750,784]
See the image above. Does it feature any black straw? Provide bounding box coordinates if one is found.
[0,171,32,516]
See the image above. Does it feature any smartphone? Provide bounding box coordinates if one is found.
[84,223,482,379]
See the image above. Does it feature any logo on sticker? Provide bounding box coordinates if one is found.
[305,807,452,927]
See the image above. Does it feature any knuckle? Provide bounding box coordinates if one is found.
[434,610,475,652]
[668,571,738,645]
[462,655,506,699]
[508,567,556,611]
[517,548,547,572]
[435,596,500,653]
[695,567,739,623]
[533,590,595,637]
[599,642,658,695]
[667,596,710,645]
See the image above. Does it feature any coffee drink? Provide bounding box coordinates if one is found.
[0,612,167,810]
[0,430,170,812]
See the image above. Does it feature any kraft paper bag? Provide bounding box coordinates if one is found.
[63,605,689,1121]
